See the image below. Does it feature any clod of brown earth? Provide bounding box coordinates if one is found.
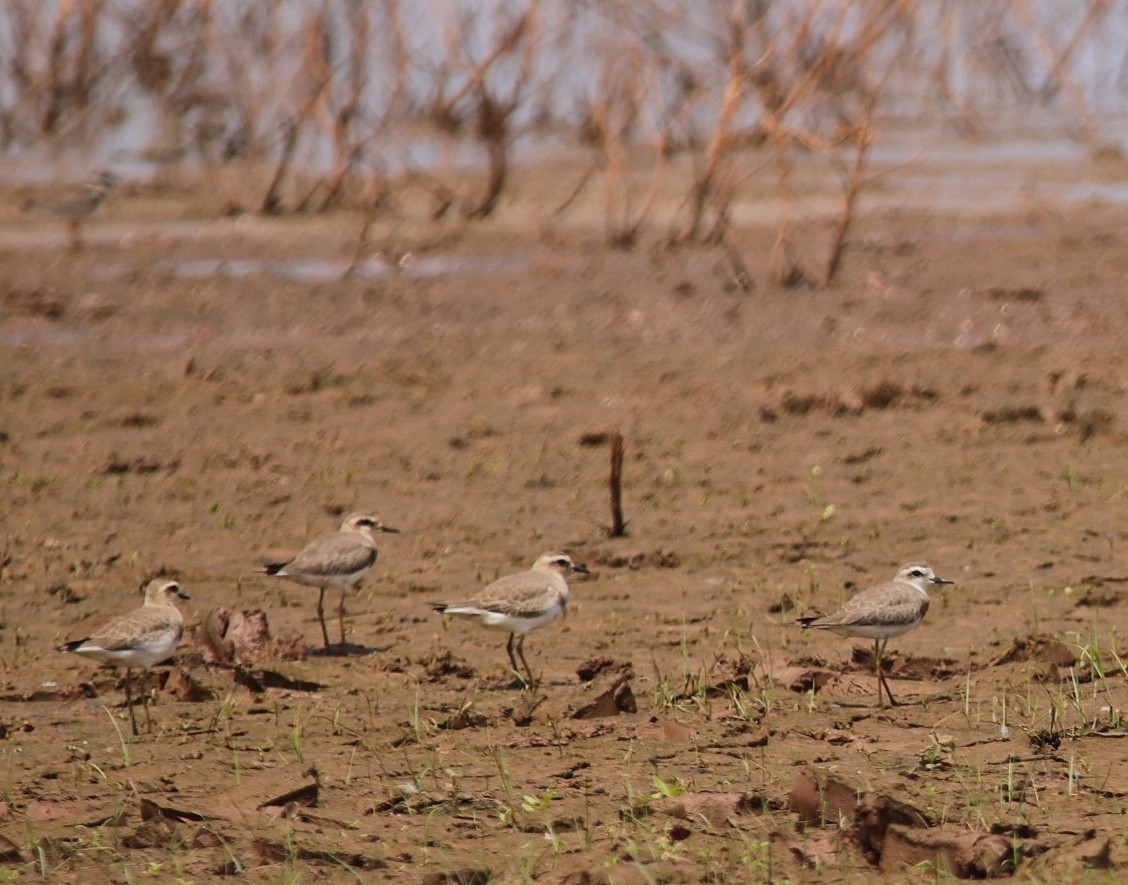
[0,720,33,739]
[880,825,1013,877]
[693,649,759,698]
[852,792,931,863]
[508,694,546,727]
[139,797,210,824]
[224,609,278,664]
[570,671,637,719]
[209,763,320,821]
[2,286,69,318]
[235,667,324,693]
[252,837,387,872]
[789,768,941,872]
[857,380,904,409]
[773,663,837,694]
[981,285,1045,302]
[1073,576,1128,607]
[0,833,22,863]
[164,665,214,702]
[122,818,175,849]
[438,706,490,730]
[979,403,1044,424]
[195,606,307,667]
[26,799,121,828]
[991,633,1078,681]
[196,607,235,663]
[768,591,798,613]
[649,791,766,829]
[560,871,603,885]
[96,453,179,475]
[577,431,611,447]
[790,770,1009,876]
[862,270,915,302]
[576,657,626,682]
[637,716,698,742]
[789,831,842,868]
[189,827,226,849]
[1042,830,1121,871]
[421,870,491,885]
[421,647,477,681]
[787,768,859,827]
[601,860,692,884]
[587,548,681,570]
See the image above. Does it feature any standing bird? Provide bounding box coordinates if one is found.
[430,552,589,687]
[797,564,954,707]
[30,170,119,251]
[59,579,190,736]
[258,513,398,651]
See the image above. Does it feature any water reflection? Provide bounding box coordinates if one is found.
[148,254,529,282]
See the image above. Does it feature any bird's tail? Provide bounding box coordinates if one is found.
[795,616,822,629]
[430,603,488,618]
[58,638,90,653]
[259,563,288,576]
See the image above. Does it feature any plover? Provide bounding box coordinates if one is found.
[797,564,954,707]
[59,578,190,735]
[430,552,589,687]
[31,170,118,251]
[258,513,398,650]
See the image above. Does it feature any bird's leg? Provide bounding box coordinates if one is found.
[69,219,82,252]
[506,633,520,677]
[124,668,139,737]
[337,588,348,646]
[876,638,899,707]
[142,671,154,733]
[515,634,535,689]
[317,586,331,650]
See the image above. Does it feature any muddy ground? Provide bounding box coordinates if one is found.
[2,153,1128,882]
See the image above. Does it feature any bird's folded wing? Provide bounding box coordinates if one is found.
[86,608,183,651]
[835,588,922,627]
[285,534,376,576]
[469,578,558,617]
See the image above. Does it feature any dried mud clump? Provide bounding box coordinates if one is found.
[1,286,68,319]
[880,826,1013,877]
[421,870,490,885]
[195,607,307,667]
[760,381,937,421]
[421,647,478,681]
[576,657,624,682]
[570,668,637,719]
[789,768,1018,877]
[992,633,1078,681]
[96,453,180,475]
[586,548,680,570]
[649,790,769,829]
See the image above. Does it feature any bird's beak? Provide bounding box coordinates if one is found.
[930,576,955,585]
[572,564,591,575]
[380,525,400,534]
[177,589,191,600]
